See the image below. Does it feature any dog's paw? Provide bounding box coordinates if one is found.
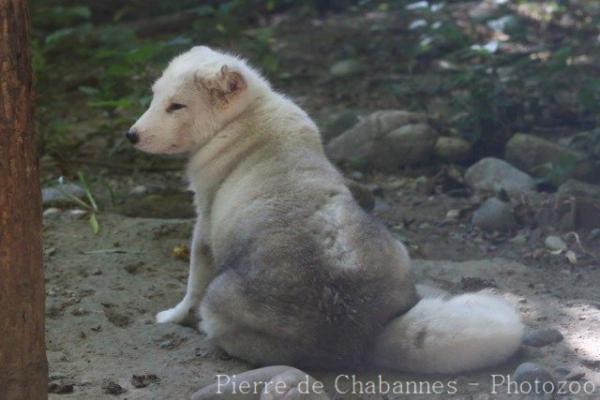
[156,304,192,325]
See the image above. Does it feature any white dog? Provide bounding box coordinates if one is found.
[128,46,523,399]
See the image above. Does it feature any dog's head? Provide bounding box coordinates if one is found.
[127,46,268,154]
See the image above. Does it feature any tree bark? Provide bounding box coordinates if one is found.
[0,1,48,399]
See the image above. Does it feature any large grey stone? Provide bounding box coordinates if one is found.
[464,157,536,195]
[326,110,437,171]
[505,133,593,182]
[42,183,86,207]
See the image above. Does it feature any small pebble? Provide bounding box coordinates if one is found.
[350,171,364,181]
[102,380,126,395]
[513,362,556,394]
[48,381,74,394]
[131,373,159,388]
[43,207,62,218]
[545,235,567,252]
[523,328,564,347]
[445,209,460,220]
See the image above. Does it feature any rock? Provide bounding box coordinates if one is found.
[326,110,437,171]
[433,137,472,162]
[103,307,131,328]
[505,133,593,183]
[523,328,564,347]
[545,236,567,252]
[558,179,600,199]
[464,157,536,196]
[321,110,360,142]
[472,197,517,232]
[380,123,438,167]
[48,380,75,394]
[117,191,194,219]
[131,374,159,388]
[101,379,126,395]
[43,207,62,218]
[42,183,86,207]
[345,179,375,212]
[445,209,461,221]
[513,362,557,396]
[329,59,362,78]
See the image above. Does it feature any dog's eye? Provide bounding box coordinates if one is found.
[167,103,186,113]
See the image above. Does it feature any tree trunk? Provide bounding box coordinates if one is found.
[0,1,48,399]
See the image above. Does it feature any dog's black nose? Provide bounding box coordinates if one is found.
[126,130,139,144]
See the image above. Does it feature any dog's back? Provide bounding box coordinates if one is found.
[196,98,419,367]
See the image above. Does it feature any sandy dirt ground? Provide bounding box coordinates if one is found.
[43,175,600,399]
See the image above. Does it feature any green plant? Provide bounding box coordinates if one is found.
[56,172,100,234]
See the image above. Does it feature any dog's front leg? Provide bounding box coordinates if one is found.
[156,221,214,326]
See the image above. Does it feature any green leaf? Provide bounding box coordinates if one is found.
[89,214,99,235]
[78,172,99,212]
[45,28,76,45]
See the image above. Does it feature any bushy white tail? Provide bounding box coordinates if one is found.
[372,292,523,373]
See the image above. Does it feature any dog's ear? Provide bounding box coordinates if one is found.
[195,65,247,107]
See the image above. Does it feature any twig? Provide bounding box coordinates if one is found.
[566,231,599,261]
[81,249,142,255]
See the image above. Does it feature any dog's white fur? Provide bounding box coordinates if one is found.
[130,46,523,376]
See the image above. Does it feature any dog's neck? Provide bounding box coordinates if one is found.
[185,92,320,215]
